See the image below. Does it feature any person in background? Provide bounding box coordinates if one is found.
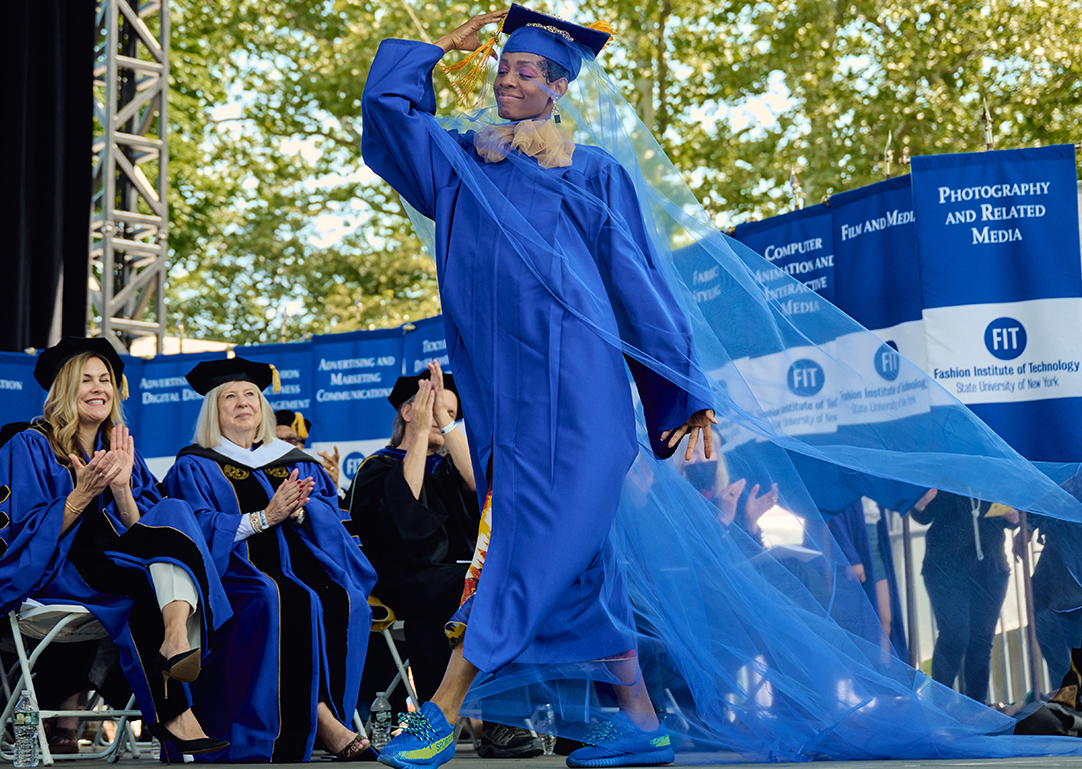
[275,408,342,490]
[164,358,376,762]
[0,338,231,759]
[912,489,1017,704]
[675,441,776,542]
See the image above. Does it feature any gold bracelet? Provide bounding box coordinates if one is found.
[250,511,264,534]
[64,500,83,516]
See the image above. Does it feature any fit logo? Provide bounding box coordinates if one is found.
[787,359,825,397]
[984,318,1027,361]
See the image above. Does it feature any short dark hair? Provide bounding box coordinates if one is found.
[538,56,569,84]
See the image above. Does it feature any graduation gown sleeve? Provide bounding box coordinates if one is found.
[163,455,247,576]
[587,161,715,457]
[0,432,76,615]
[362,39,466,219]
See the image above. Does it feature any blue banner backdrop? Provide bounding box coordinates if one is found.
[910,144,1082,461]
[2,148,1079,482]
[0,324,447,486]
[733,202,836,304]
[0,352,47,422]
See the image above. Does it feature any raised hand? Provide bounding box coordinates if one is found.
[435,10,508,54]
[266,469,308,526]
[405,380,436,449]
[428,360,454,429]
[744,482,778,526]
[109,424,136,491]
[317,445,341,487]
[70,449,121,506]
[661,409,718,461]
[717,478,746,527]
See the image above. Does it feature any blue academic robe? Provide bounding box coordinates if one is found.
[164,443,376,763]
[0,426,231,726]
[362,40,712,672]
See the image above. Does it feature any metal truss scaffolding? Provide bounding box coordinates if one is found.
[91,0,169,354]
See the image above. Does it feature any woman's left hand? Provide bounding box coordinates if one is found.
[109,424,135,491]
[661,409,718,461]
[289,478,315,521]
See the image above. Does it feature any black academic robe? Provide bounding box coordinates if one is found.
[347,448,479,612]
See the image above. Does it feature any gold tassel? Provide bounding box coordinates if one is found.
[270,364,281,394]
[586,19,616,49]
[439,21,504,104]
[441,17,615,103]
[292,412,308,441]
[119,374,129,401]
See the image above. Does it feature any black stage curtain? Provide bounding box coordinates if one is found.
[0,0,93,352]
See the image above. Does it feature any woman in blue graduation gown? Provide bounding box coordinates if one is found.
[163,357,377,763]
[363,7,717,768]
[0,338,231,757]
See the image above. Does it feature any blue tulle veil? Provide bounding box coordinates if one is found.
[393,36,1082,761]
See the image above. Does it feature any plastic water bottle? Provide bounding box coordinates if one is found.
[14,689,40,768]
[369,692,393,750]
[534,704,556,756]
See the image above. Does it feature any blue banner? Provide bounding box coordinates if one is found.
[310,328,405,443]
[402,315,450,376]
[831,175,921,331]
[910,145,1082,461]
[733,202,836,304]
[911,145,1081,307]
[0,352,46,425]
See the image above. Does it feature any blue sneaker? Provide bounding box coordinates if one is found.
[566,712,675,768]
[377,702,456,769]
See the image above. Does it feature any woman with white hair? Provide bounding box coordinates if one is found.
[163,357,377,763]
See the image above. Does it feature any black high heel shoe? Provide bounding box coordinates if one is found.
[157,648,201,689]
[146,723,228,764]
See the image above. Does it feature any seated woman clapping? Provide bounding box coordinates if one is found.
[0,338,231,758]
[163,357,377,763]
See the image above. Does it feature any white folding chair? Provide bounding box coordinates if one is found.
[0,602,144,764]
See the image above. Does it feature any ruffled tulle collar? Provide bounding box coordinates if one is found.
[473,118,575,169]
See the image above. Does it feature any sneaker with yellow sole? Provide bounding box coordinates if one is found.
[377,702,455,769]
[565,712,675,768]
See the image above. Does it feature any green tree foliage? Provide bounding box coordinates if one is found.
[167,0,1082,343]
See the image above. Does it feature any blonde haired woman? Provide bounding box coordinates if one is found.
[0,337,231,759]
[164,357,376,763]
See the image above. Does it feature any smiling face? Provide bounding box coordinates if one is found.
[494,52,568,121]
[217,380,263,447]
[76,356,115,430]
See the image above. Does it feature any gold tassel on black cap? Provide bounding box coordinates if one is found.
[270,364,281,394]
[292,412,309,441]
[120,374,129,401]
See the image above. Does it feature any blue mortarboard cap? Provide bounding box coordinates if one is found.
[501,4,612,82]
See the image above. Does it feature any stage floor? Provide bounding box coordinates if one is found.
[53,752,1082,768]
